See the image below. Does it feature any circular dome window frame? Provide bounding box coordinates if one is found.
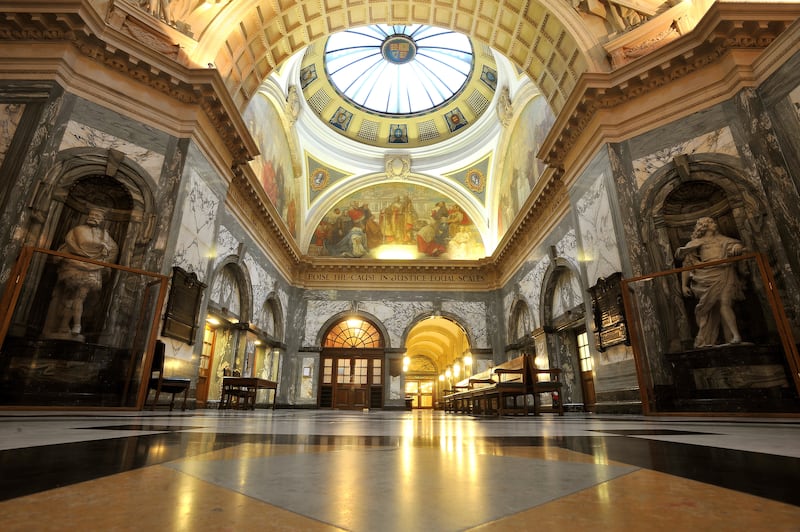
[301,26,499,149]
[323,24,476,119]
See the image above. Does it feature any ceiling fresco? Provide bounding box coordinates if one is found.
[308,183,486,260]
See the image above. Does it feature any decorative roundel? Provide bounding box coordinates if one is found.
[310,168,330,191]
[465,169,486,192]
[381,34,417,65]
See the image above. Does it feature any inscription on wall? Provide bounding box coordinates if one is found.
[305,271,488,284]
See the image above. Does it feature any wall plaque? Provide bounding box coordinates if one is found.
[162,267,206,344]
[589,272,629,351]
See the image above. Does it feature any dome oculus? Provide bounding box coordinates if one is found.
[324,25,473,116]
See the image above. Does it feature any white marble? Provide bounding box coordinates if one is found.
[632,126,737,188]
[59,120,165,182]
[442,300,488,349]
[358,300,434,348]
[172,169,219,282]
[519,256,551,330]
[555,229,579,272]
[303,300,351,345]
[575,173,622,284]
[1,411,798,460]
[212,226,240,271]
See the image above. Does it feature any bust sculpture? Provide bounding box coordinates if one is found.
[46,208,119,340]
[675,217,745,348]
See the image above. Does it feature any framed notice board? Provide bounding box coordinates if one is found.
[162,266,206,344]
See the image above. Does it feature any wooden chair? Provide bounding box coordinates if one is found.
[146,340,190,411]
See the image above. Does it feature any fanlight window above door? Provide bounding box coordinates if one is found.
[324,318,383,348]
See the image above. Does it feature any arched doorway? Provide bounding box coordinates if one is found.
[201,261,251,406]
[319,317,384,410]
[543,260,594,412]
[404,316,472,409]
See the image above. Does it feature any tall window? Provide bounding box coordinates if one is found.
[577,331,593,372]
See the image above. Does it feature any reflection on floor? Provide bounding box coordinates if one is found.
[0,409,798,531]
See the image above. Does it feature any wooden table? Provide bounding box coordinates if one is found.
[220,377,278,410]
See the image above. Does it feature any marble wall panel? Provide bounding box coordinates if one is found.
[303,299,351,346]
[518,256,551,329]
[551,268,583,318]
[172,169,218,282]
[555,229,579,271]
[244,253,277,332]
[0,103,25,168]
[575,173,622,284]
[300,356,317,399]
[212,225,239,271]
[441,300,488,349]
[631,126,737,188]
[59,120,165,181]
[358,301,434,348]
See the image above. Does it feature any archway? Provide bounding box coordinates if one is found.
[404,316,472,409]
[319,316,385,409]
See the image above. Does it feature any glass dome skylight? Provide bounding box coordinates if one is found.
[324,25,473,116]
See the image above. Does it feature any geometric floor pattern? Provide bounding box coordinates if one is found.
[0,409,799,531]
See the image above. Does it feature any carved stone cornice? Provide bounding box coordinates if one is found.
[542,3,800,170]
[0,3,256,169]
[492,167,569,283]
[227,165,301,281]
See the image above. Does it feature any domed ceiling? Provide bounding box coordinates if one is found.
[300,24,498,148]
[243,24,552,262]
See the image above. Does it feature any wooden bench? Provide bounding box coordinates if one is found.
[443,354,564,416]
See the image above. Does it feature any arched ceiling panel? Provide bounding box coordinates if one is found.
[190,0,597,114]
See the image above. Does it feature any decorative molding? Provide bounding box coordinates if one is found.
[385,154,411,180]
[543,4,799,171]
[0,6,255,171]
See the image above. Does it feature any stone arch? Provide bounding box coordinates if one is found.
[194,0,600,114]
[255,291,285,342]
[315,311,390,349]
[400,311,475,351]
[540,256,585,403]
[638,154,766,273]
[207,257,253,324]
[540,257,585,330]
[508,298,533,344]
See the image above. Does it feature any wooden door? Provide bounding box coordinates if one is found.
[404,379,435,408]
[334,357,369,409]
[196,324,216,407]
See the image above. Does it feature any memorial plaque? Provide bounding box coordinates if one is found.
[162,267,206,344]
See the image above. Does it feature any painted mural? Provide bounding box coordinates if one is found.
[243,93,298,238]
[308,184,485,260]
[496,95,555,238]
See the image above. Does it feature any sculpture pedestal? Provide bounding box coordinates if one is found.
[655,344,799,412]
[0,337,134,407]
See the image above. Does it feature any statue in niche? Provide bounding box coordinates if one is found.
[44,208,119,341]
[675,217,745,348]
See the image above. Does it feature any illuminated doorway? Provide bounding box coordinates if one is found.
[319,317,385,410]
[404,379,435,408]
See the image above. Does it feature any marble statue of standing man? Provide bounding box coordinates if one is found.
[675,217,745,348]
[48,208,119,340]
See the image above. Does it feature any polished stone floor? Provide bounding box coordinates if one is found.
[0,409,798,531]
